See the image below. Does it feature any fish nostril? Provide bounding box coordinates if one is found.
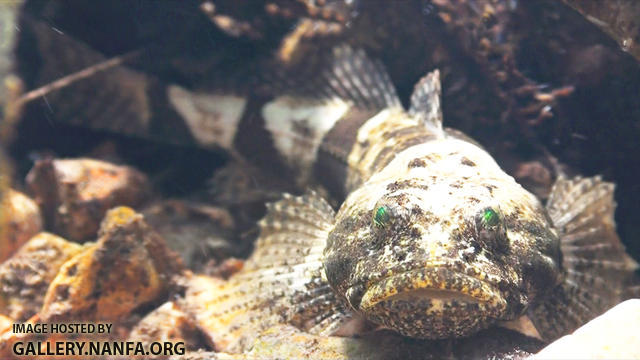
[346,284,367,308]
[462,248,477,262]
[395,249,407,262]
[368,229,388,250]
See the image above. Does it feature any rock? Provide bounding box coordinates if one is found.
[142,200,236,269]
[26,158,150,242]
[245,325,389,360]
[40,206,184,322]
[207,161,294,245]
[177,274,227,351]
[562,0,640,62]
[0,314,11,333]
[168,350,221,360]
[534,299,640,359]
[129,301,204,359]
[0,232,84,321]
[0,189,43,262]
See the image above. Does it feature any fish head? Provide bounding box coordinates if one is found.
[323,143,563,338]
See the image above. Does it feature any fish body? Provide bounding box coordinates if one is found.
[325,133,561,339]
[176,46,639,353]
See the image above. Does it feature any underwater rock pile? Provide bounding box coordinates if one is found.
[1,1,639,359]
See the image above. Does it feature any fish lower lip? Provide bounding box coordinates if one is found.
[358,267,502,310]
[381,288,482,303]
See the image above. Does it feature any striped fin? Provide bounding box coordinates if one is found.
[320,45,402,110]
[269,45,402,111]
[409,70,444,135]
[528,176,638,341]
[547,176,637,273]
[195,191,352,353]
[19,18,199,144]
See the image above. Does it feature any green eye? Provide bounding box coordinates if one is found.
[481,208,500,228]
[373,206,391,228]
[476,207,508,252]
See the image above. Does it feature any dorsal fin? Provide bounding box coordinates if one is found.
[527,175,638,341]
[322,45,402,110]
[409,70,444,134]
[265,45,402,111]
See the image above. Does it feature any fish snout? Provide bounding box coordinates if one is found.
[355,267,508,338]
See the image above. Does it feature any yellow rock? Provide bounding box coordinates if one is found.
[40,206,184,322]
[0,232,83,320]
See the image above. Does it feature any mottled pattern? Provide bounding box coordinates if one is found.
[326,136,563,338]
[184,47,637,353]
[345,109,438,191]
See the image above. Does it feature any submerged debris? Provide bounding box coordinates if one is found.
[26,158,150,242]
[143,200,236,269]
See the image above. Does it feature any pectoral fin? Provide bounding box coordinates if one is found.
[528,176,638,341]
[193,191,352,353]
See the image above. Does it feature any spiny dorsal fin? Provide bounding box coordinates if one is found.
[268,45,402,111]
[197,191,352,353]
[527,176,638,341]
[322,45,402,110]
[408,70,444,135]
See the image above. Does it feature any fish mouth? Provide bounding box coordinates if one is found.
[359,267,504,311]
[355,267,507,338]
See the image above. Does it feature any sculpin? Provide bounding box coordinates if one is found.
[185,47,639,353]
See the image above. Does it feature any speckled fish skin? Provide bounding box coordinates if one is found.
[324,108,562,339]
[183,46,638,353]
